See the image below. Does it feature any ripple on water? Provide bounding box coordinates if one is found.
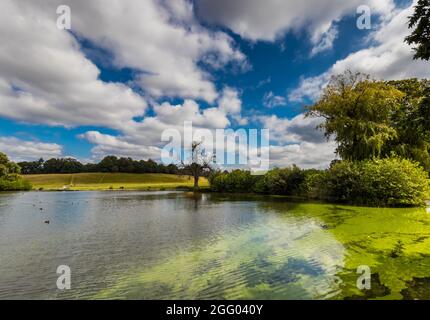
[1,191,430,300]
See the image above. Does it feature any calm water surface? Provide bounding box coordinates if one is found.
[0,191,429,300]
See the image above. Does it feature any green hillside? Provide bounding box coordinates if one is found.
[24,173,208,191]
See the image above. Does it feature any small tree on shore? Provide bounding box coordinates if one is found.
[0,152,31,191]
[181,141,214,190]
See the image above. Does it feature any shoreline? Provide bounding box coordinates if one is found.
[8,188,429,211]
[29,186,208,192]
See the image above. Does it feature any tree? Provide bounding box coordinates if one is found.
[0,152,31,191]
[259,166,305,195]
[405,0,430,61]
[18,158,44,174]
[306,71,404,161]
[98,156,119,172]
[59,158,84,173]
[181,141,214,189]
[118,157,135,173]
[0,152,20,176]
[17,155,181,175]
[145,159,158,173]
[384,79,430,171]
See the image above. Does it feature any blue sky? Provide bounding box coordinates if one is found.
[0,0,427,168]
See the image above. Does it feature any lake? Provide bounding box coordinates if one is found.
[0,191,429,300]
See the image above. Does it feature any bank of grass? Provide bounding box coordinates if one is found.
[23,173,209,191]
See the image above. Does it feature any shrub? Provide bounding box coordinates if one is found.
[210,170,262,193]
[259,166,298,195]
[318,161,361,202]
[209,157,430,207]
[359,157,430,206]
[0,176,32,191]
[210,166,311,197]
[321,157,430,206]
[297,169,326,199]
[0,152,32,191]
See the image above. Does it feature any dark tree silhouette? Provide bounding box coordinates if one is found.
[181,141,214,189]
[17,156,180,175]
[405,0,430,60]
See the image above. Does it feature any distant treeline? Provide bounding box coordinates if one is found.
[18,156,181,175]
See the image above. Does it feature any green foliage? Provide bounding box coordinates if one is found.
[320,157,430,207]
[44,157,84,174]
[210,167,323,198]
[18,156,181,175]
[0,152,20,177]
[209,157,430,207]
[307,73,430,172]
[306,71,405,161]
[209,170,262,193]
[318,161,362,202]
[0,177,32,191]
[384,79,430,171]
[256,166,305,196]
[296,169,325,199]
[0,152,31,191]
[405,0,430,61]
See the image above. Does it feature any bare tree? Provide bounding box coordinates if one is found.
[181,141,214,190]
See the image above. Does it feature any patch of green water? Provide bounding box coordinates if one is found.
[93,201,430,300]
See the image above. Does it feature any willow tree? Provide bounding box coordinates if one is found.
[306,71,404,161]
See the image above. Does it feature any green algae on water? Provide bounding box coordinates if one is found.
[93,199,430,300]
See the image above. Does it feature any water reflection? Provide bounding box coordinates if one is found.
[94,206,345,299]
[0,191,429,300]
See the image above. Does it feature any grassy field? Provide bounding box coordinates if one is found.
[23,173,209,191]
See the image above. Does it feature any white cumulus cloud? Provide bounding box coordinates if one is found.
[196,0,394,56]
[0,137,63,162]
[289,1,430,102]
